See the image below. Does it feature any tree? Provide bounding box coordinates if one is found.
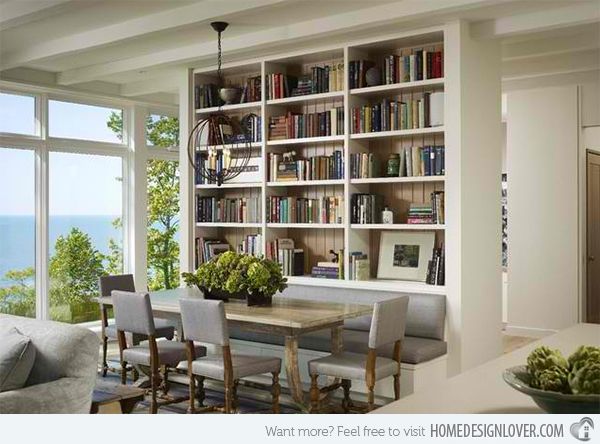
[107,112,180,290]
[0,268,35,317]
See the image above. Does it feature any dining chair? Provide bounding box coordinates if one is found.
[112,291,206,414]
[307,296,409,413]
[179,298,282,414]
[98,274,177,379]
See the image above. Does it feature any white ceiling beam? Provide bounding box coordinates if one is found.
[1,0,289,70]
[120,74,181,97]
[502,48,600,80]
[472,1,600,39]
[0,0,73,31]
[502,25,600,61]
[56,0,493,85]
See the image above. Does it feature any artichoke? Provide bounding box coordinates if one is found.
[527,346,568,388]
[569,361,600,395]
[537,366,570,393]
[568,345,600,373]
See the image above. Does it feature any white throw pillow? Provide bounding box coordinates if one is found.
[0,325,36,392]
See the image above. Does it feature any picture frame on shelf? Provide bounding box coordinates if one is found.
[377,231,435,282]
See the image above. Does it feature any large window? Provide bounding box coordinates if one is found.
[49,152,123,323]
[49,99,123,143]
[0,92,36,136]
[146,113,180,290]
[0,148,36,317]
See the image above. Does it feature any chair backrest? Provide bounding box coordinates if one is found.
[112,291,155,336]
[179,298,229,346]
[99,274,135,297]
[368,296,409,349]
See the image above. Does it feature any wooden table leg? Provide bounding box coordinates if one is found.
[321,325,344,405]
[284,335,305,407]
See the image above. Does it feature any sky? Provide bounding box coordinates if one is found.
[0,93,123,216]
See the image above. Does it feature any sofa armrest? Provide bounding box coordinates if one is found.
[0,377,94,414]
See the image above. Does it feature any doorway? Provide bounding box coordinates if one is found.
[587,151,600,323]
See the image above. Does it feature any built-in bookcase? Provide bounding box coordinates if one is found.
[190,31,447,294]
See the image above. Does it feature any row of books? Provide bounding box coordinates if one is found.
[350,152,380,179]
[195,115,262,148]
[195,152,262,185]
[426,246,445,286]
[349,251,370,281]
[266,196,344,224]
[350,95,437,133]
[266,63,344,100]
[269,108,344,140]
[238,234,262,257]
[194,237,231,267]
[268,151,344,182]
[350,193,384,224]
[196,196,260,223]
[194,84,220,109]
[406,191,445,224]
[381,50,443,85]
[240,76,262,103]
[396,145,445,177]
[265,238,304,276]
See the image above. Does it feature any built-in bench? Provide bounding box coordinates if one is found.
[229,284,447,400]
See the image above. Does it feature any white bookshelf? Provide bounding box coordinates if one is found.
[267,223,344,229]
[351,176,445,184]
[266,90,344,105]
[350,127,444,140]
[195,101,261,114]
[196,182,262,189]
[267,179,344,187]
[350,78,445,96]
[351,224,445,230]
[267,135,344,146]
[196,222,262,228]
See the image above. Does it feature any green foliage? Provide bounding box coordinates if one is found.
[106,217,123,275]
[527,346,568,388]
[569,361,600,395]
[0,267,35,317]
[568,345,600,373]
[537,366,569,393]
[182,251,287,299]
[107,111,180,291]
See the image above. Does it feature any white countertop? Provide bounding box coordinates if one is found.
[373,323,600,414]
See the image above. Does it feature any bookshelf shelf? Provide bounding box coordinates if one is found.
[267,135,345,146]
[350,127,445,140]
[351,224,445,230]
[350,176,445,184]
[196,222,262,228]
[267,91,344,106]
[267,223,344,229]
[350,78,445,97]
[267,179,345,187]
[195,182,262,190]
[195,101,261,114]
[197,142,262,151]
[286,275,446,295]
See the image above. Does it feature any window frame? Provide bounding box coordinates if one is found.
[0,90,41,139]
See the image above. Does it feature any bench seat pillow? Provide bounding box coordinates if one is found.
[0,325,36,392]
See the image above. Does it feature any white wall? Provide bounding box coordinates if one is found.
[506,85,579,335]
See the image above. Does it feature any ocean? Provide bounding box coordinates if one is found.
[0,215,121,285]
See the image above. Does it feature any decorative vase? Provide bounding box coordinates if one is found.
[365,67,381,86]
[219,87,239,105]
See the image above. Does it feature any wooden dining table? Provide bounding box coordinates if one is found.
[98,286,372,407]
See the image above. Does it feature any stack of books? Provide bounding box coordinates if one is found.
[293,75,313,97]
[431,191,445,224]
[350,194,384,224]
[426,246,445,286]
[350,95,432,134]
[381,49,444,84]
[350,152,380,179]
[238,234,262,257]
[268,108,344,140]
[240,76,261,103]
[196,196,260,223]
[265,238,304,276]
[407,203,434,224]
[194,83,221,109]
[311,258,343,280]
[268,151,344,181]
[194,237,230,267]
[348,60,376,89]
[267,196,344,224]
[349,252,370,281]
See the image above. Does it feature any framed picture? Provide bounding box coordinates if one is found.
[377,231,435,282]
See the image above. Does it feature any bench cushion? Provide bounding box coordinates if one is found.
[229,327,446,365]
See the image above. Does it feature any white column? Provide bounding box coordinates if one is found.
[127,105,148,290]
[178,69,195,279]
[35,93,49,319]
[445,20,503,375]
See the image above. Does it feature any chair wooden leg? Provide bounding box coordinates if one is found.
[232,379,239,413]
[224,379,233,414]
[101,336,108,377]
[161,365,170,396]
[309,374,320,413]
[393,374,400,400]
[120,360,128,385]
[187,372,196,414]
[196,376,205,407]
[341,379,352,413]
[366,383,375,412]
[271,372,281,414]
[132,367,139,382]
[150,368,159,414]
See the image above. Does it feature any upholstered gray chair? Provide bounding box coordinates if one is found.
[112,291,206,414]
[179,298,281,414]
[98,274,176,378]
[308,296,409,413]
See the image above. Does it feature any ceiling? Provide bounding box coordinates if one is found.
[0,0,598,104]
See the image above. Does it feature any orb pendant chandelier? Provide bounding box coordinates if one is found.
[186,21,255,187]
